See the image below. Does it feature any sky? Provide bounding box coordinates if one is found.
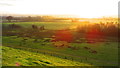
[0,0,119,18]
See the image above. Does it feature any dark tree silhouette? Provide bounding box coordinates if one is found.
[6,16,13,22]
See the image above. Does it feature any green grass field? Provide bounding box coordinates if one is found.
[2,46,92,66]
[2,36,118,66]
[2,22,119,67]
[2,22,76,30]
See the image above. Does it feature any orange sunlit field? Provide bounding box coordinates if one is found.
[0,0,119,68]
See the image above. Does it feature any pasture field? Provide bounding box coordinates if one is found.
[2,22,119,67]
[2,36,118,66]
[2,46,92,66]
[2,22,76,30]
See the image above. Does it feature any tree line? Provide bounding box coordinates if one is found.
[2,16,73,23]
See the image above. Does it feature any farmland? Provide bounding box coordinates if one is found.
[1,0,119,67]
[2,21,119,67]
[2,46,92,66]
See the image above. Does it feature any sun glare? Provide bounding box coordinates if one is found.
[0,0,118,18]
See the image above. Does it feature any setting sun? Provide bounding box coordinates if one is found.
[1,0,119,67]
